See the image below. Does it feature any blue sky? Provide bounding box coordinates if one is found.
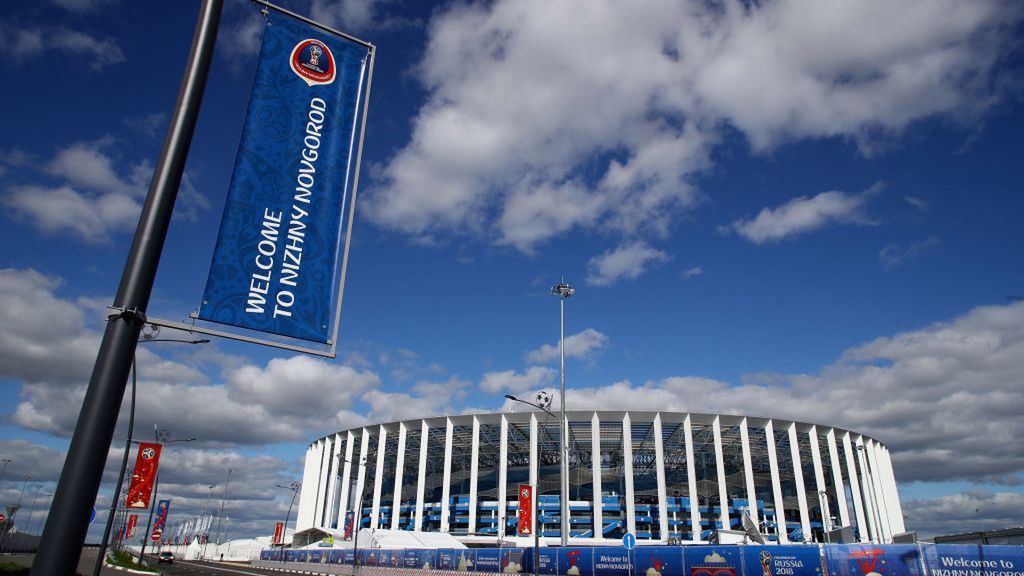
[1,0,1023,542]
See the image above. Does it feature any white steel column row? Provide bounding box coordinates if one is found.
[300,415,901,544]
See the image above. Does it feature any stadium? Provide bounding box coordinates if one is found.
[293,410,903,547]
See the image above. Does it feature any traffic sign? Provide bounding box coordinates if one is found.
[151,530,162,542]
[623,532,636,550]
[0,513,5,523]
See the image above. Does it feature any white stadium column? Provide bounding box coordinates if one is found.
[324,433,342,528]
[469,415,480,534]
[337,431,355,530]
[866,439,890,542]
[842,431,868,542]
[826,429,850,528]
[684,414,700,542]
[808,426,828,538]
[499,415,508,542]
[854,436,878,542]
[315,439,330,528]
[713,416,729,532]
[355,429,370,529]
[654,413,669,541]
[296,444,319,530]
[788,423,811,542]
[740,418,759,526]
[441,418,453,533]
[415,420,429,531]
[591,412,603,540]
[623,412,637,537]
[765,420,788,544]
[392,422,407,530]
[880,447,905,534]
[371,426,387,529]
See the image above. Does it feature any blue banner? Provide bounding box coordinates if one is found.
[633,545,682,576]
[824,544,925,576]
[199,9,369,343]
[742,545,824,576]
[685,546,741,576]
[922,545,1024,576]
[593,546,632,576]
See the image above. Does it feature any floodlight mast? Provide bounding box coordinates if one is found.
[551,281,574,546]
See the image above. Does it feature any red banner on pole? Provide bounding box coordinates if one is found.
[126,514,138,538]
[274,521,285,545]
[517,484,533,535]
[125,443,162,509]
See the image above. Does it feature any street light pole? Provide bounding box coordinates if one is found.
[93,334,207,576]
[505,394,553,576]
[214,467,232,558]
[275,481,301,562]
[551,281,574,546]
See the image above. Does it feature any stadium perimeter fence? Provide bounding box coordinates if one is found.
[254,543,1024,576]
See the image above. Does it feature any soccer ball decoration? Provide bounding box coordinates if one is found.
[536,390,553,409]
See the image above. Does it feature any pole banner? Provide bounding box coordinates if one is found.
[152,499,171,536]
[517,484,533,535]
[274,521,285,544]
[127,514,138,538]
[197,10,370,343]
[125,442,162,509]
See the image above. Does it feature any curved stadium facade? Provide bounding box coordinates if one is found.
[295,411,904,546]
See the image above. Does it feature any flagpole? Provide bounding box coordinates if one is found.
[31,2,224,572]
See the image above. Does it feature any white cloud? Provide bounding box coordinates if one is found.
[0,22,124,69]
[559,301,1024,486]
[728,184,880,244]
[365,0,1018,251]
[226,356,379,422]
[586,241,670,286]
[0,269,99,385]
[682,266,703,279]
[880,237,942,269]
[311,0,389,32]
[6,185,142,243]
[526,328,609,364]
[480,366,556,394]
[4,139,208,242]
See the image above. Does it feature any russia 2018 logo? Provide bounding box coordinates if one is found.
[290,38,335,86]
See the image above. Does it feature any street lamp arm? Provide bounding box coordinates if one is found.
[504,395,555,419]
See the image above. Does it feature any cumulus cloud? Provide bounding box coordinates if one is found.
[4,139,208,242]
[728,184,880,244]
[525,328,609,364]
[0,269,99,385]
[557,301,1024,486]
[480,366,556,394]
[880,237,942,269]
[0,22,124,70]
[586,242,670,286]
[365,0,1019,252]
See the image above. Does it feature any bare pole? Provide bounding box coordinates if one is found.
[31,1,223,573]
[551,281,574,546]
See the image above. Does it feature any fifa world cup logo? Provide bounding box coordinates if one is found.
[309,44,323,66]
[760,551,773,576]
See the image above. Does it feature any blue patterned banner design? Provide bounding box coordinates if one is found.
[198,10,369,343]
